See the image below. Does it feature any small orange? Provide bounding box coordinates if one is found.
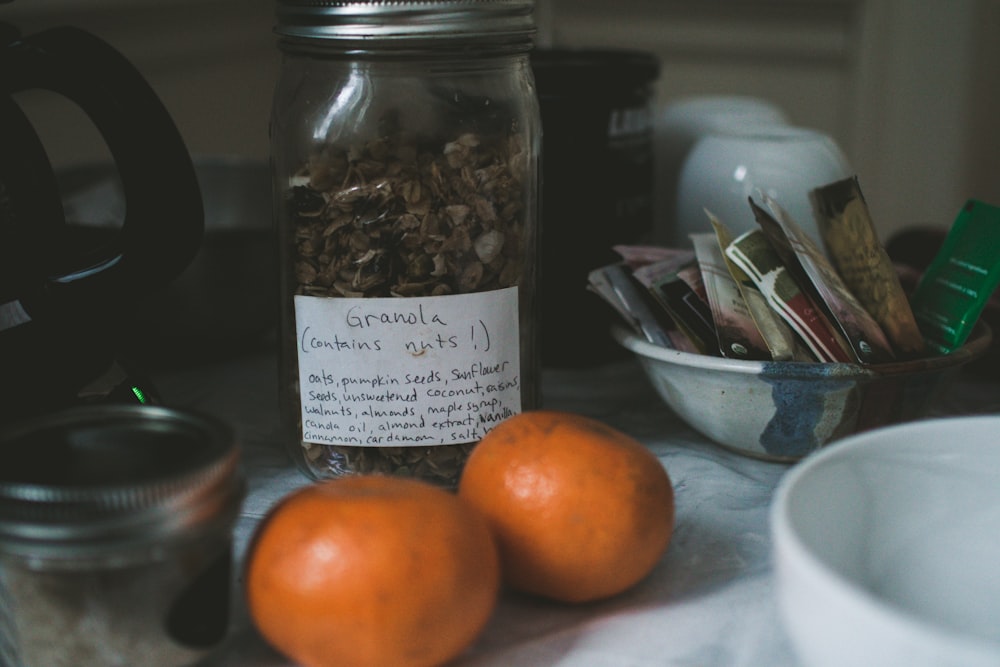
[244,475,500,667]
[458,410,674,603]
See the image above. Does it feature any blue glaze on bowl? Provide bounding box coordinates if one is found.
[759,367,859,458]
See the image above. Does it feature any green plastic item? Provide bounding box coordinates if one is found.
[910,199,1000,354]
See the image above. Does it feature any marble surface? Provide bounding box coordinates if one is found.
[150,349,994,667]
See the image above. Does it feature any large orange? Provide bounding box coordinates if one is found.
[244,475,500,667]
[458,410,674,603]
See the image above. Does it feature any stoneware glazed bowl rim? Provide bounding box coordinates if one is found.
[612,321,991,379]
[612,322,992,460]
[770,416,1000,666]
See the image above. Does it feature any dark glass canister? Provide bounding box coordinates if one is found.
[532,49,659,368]
[272,0,541,486]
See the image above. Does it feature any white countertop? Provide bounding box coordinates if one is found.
[152,349,993,667]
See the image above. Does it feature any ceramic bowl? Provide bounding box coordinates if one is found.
[771,416,1000,667]
[612,323,991,461]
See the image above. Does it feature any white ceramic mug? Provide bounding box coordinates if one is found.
[674,125,853,246]
[653,95,789,244]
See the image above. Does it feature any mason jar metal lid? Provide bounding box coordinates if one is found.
[274,0,536,47]
[0,405,244,559]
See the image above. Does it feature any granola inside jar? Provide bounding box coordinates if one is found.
[272,0,540,486]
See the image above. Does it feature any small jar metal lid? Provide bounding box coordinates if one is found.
[0,405,244,560]
[274,0,536,48]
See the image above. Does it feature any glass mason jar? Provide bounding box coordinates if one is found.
[272,0,540,486]
[0,405,243,667]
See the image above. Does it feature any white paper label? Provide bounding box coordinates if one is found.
[295,288,521,447]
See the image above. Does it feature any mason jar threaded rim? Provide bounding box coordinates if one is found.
[0,405,244,560]
[274,0,536,49]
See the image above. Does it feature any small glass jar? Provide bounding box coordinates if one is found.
[0,405,244,667]
[272,0,540,486]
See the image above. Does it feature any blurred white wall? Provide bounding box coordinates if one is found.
[539,0,1000,240]
[4,0,998,241]
[1,0,277,167]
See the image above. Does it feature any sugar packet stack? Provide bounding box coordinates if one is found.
[589,176,1000,363]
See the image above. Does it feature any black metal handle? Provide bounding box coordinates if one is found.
[0,26,203,317]
[0,93,64,305]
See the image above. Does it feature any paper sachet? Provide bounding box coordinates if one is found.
[586,263,675,349]
[810,177,926,359]
[627,249,695,299]
[691,232,771,360]
[725,228,853,363]
[633,255,716,354]
[591,248,704,353]
[749,196,895,364]
[708,214,803,361]
[910,199,1000,354]
[611,245,688,270]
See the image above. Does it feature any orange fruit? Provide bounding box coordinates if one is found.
[244,475,500,667]
[458,410,674,603]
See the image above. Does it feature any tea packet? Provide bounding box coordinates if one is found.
[587,263,675,349]
[611,249,709,352]
[909,199,1000,354]
[630,249,696,288]
[810,177,926,359]
[725,228,853,363]
[632,253,715,353]
[675,258,710,304]
[749,196,895,364]
[691,232,771,360]
[612,244,690,270]
[651,271,716,354]
[709,214,802,361]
